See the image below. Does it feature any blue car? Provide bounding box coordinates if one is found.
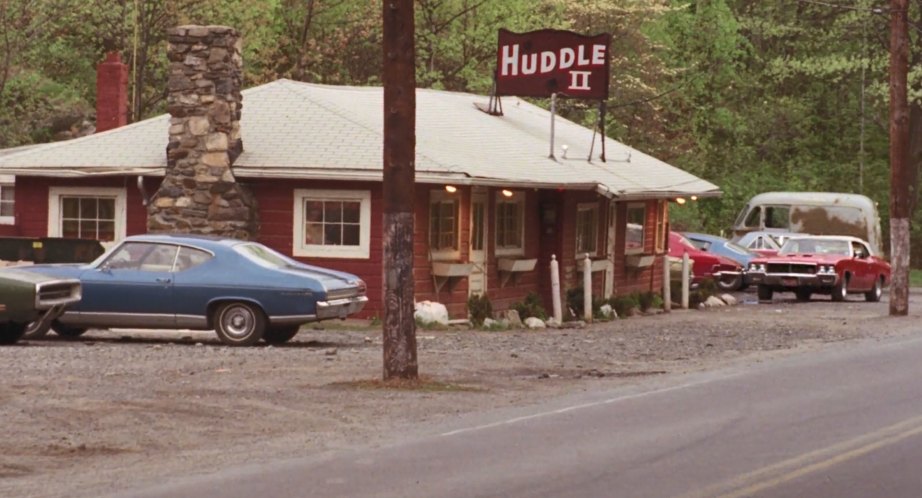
[682,232,760,289]
[10,234,367,346]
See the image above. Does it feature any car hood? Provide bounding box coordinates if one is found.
[0,268,78,285]
[10,263,89,279]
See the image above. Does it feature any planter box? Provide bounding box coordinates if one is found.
[625,254,655,269]
[431,262,473,277]
[497,258,537,273]
[576,258,611,272]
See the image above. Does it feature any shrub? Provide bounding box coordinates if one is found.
[638,291,656,312]
[467,293,493,327]
[512,292,548,321]
[609,294,638,317]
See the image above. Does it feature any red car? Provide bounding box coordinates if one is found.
[668,232,744,291]
[747,235,890,302]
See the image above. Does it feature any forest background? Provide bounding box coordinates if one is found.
[1,0,920,262]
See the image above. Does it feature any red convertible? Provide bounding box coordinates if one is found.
[747,235,890,302]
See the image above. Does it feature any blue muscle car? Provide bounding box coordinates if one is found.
[10,234,367,346]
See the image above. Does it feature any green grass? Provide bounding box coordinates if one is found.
[911,269,922,287]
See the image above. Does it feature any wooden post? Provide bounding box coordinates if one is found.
[583,253,592,321]
[381,0,418,379]
[663,254,671,312]
[550,255,562,324]
[889,0,910,316]
[681,253,690,310]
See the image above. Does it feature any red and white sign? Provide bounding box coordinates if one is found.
[495,29,611,99]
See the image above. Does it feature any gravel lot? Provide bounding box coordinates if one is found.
[1,290,920,497]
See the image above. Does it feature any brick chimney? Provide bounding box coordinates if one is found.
[147,25,258,239]
[95,52,129,133]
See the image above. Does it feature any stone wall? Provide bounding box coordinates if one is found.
[148,25,258,239]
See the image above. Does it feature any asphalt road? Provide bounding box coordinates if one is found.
[118,318,922,498]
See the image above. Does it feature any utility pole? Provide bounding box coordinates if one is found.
[381,0,419,379]
[888,0,910,316]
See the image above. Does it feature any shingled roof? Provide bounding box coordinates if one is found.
[0,79,719,199]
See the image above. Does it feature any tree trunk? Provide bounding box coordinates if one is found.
[381,0,418,380]
[889,0,910,316]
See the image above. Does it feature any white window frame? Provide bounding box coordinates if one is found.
[494,190,525,257]
[625,202,646,255]
[293,189,371,259]
[429,189,461,261]
[575,202,599,257]
[48,186,127,244]
[0,175,14,225]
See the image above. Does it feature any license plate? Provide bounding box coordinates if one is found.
[782,277,798,287]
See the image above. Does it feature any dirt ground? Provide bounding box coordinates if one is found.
[1,291,920,498]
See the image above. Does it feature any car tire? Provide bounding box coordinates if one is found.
[0,322,27,345]
[716,273,743,292]
[262,326,301,345]
[22,320,52,340]
[52,323,88,339]
[757,285,773,302]
[865,276,883,302]
[831,276,848,302]
[214,302,266,346]
[795,289,812,302]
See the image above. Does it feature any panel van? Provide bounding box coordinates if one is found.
[730,192,883,255]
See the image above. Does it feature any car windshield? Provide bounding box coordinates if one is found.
[235,242,297,269]
[780,238,850,256]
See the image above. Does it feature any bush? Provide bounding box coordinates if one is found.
[512,292,547,321]
[467,293,493,327]
[609,294,638,317]
[637,291,656,312]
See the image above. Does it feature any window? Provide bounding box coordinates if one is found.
[429,190,460,259]
[764,206,790,229]
[49,187,126,243]
[104,242,177,272]
[175,247,212,272]
[625,203,646,254]
[0,175,14,224]
[575,203,598,256]
[293,189,371,259]
[655,201,668,253]
[495,190,524,256]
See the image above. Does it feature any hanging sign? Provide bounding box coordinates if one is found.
[495,28,611,99]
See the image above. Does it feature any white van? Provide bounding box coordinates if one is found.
[731,192,883,255]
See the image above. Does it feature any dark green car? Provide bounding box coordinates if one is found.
[0,269,81,344]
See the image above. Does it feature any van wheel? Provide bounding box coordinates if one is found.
[757,285,773,302]
[865,276,883,302]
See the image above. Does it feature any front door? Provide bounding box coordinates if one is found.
[469,188,488,296]
[604,202,616,298]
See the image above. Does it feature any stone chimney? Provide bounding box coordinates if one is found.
[148,25,258,239]
[95,52,128,133]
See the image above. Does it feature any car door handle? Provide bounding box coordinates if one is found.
[156,278,172,284]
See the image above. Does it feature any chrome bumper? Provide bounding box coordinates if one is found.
[748,272,837,287]
[316,295,368,320]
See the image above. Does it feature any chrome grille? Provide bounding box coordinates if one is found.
[325,287,362,301]
[766,263,817,274]
[35,281,81,308]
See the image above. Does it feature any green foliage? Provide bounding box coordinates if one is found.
[608,294,637,318]
[466,293,493,327]
[512,292,548,321]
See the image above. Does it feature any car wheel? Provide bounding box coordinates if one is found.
[22,320,52,340]
[0,322,27,345]
[865,276,883,302]
[262,326,301,345]
[757,285,773,302]
[716,273,743,292]
[52,323,88,339]
[831,276,848,302]
[214,302,266,346]
[795,289,812,302]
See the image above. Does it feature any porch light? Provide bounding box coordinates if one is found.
[444,185,457,193]
[675,197,687,205]
[501,189,514,198]
[691,195,698,201]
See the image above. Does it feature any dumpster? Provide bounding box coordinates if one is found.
[0,237,105,264]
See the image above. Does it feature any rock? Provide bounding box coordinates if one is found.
[599,304,618,319]
[324,348,338,356]
[482,317,497,328]
[414,300,449,325]
[545,317,561,328]
[720,293,738,306]
[524,317,546,329]
[704,296,726,308]
[502,309,523,328]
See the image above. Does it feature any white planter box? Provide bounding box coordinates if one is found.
[625,254,655,269]
[431,262,473,277]
[497,258,537,273]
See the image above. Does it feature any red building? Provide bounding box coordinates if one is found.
[0,77,719,320]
